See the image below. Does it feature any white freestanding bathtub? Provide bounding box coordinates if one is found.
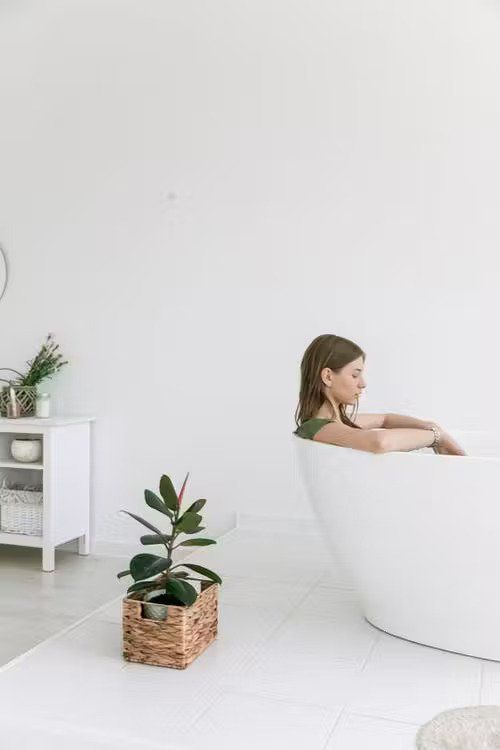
[293,430,500,661]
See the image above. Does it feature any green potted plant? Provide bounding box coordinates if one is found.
[0,332,68,416]
[118,470,222,669]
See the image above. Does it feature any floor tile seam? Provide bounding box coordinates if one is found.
[359,630,382,672]
[236,571,327,654]
[193,577,327,683]
[344,710,422,728]
[286,606,372,624]
[174,683,228,736]
[0,592,127,674]
[178,679,346,735]
[216,602,305,622]
[0,612,77,628]
[344,702,480,728]
[215,572,330,674]
[1,714,188,750]
[218,572,331,611]
[9,682,211,733]
[204,682,347,715]
[319,704,349,749]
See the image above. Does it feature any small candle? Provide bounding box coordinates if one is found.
[35,392,51,418]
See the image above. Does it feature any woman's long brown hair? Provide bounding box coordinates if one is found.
[294,334,365,429]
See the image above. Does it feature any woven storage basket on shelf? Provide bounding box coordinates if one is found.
[0,486,43,535]
[0,386,38,417]
[122,579,218,669]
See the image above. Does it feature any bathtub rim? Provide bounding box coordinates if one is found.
[363,614,500,663]
[292,430,500,463]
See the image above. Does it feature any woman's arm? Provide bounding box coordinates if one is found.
[383,413,438,430]
[384,413,467,455]
[354,413,387,429]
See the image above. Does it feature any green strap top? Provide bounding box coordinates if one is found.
[293,418,335,440]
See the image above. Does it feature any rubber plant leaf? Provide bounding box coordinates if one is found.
[185,498,206,514]
[144,490,173,519]
[164,577,198,606]
[129,553,170,582]
[178,538,216,546]
[127,579,162,595]
[120,510,163,537]
[140,534,172,546]
[175,512,202,534]
[179,563,222,584]
[159,475,180,512]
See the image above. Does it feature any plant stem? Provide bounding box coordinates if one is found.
[164,505,180,593]
[0,368,24,378]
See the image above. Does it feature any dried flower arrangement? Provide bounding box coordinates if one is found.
[0,333,68,387]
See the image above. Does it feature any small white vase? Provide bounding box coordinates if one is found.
[11,438,42,463]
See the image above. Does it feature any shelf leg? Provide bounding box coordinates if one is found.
[78,532,90,556]
[42,545,55,572]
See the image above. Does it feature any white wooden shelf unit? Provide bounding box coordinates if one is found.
[0,416,94,571]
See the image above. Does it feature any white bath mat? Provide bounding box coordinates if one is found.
[416,706,500,749]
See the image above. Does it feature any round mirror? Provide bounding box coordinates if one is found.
[0,247,7,301]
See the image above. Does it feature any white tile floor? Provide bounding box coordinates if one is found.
[0,524,496,749]
[0,542,131,665]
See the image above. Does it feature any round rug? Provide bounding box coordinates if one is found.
[416,706,500,749]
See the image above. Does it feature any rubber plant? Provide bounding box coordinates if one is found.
[118,471,222,607]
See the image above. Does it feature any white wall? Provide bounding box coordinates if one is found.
[1,0,499,548]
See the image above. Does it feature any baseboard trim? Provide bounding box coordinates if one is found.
[92,522,240,558]
[236,512,321,535]
[92,515,322,555]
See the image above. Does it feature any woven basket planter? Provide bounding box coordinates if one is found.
[0,386,38,417]
[122,579,218,669]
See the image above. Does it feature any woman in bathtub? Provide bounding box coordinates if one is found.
[294,333,467,456]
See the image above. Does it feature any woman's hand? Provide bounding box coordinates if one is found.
[434,428,468,456]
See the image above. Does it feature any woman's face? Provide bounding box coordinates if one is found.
[321,356,366,406]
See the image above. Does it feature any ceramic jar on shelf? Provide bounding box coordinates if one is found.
[10,438,42,463]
